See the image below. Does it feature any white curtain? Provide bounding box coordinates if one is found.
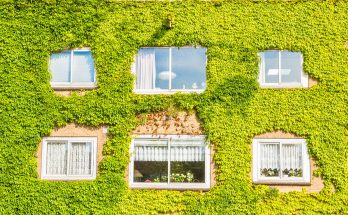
[46,142,67,175]
[282,144,302,169]
[260,144,279,169]
[170,146,205,162]
[134,145,205,162]
[68,142,92,175]
[134,49,156,90]
[134,146,168,161]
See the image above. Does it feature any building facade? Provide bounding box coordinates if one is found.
[1,1,347,214]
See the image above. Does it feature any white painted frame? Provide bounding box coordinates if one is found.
[50,47,97,90]
[132,46,207,94]
[258,50,308,88]
[129,135,211,190]
[41,137,98,180]
[252,138,310,184]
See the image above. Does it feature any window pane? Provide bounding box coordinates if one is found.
[46,141,67,175]
[68,142,92,175]
[281,144,303,177]
[171,48,207,90]
[50,52,70,82]
[170,140,205,183]
[280,52,302,84]
[133,139,168,183]
[259,143,280,177]
[135,48,170,90]
[72,51,95,83]
[263,51,279,84]
[154,48,170,90]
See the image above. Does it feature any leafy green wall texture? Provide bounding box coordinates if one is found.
[0,0,347,214]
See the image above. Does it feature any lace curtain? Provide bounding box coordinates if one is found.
[68,142,92,175]
[260,144,302,172]
[282,144,302,170]
[46,142,67,175]
[260,144,279,170]
[46,142,92,176]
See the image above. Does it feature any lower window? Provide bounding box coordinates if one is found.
[252,138,310,184]
[129,135,210,190]
[41,137,97,180]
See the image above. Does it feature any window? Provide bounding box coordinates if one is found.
[49,48,96,89]
[258,50,308,88]
[252,138,310,184]
[41,137,97,180]
[132,47,207,94]
[129,135,210,190]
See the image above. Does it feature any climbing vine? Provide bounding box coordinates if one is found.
[0,0,347,214]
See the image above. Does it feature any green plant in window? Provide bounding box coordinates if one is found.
[186,171,194,183]
[171,173,186,182]
[283,168,290,176]
[288,168,295,177]
[169,171,195,182]
[282,168,303,177]
[154,175,168,182]
[261,168,279,177]
[296,168,303,177]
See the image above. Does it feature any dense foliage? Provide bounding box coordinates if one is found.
[0,0,347,214]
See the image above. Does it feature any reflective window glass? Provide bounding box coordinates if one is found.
[50,52,71,82]
[72,51,95,83]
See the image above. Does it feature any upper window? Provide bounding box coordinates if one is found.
[41,137,97,180]
[49,48,96,89]
[132,47,207,94]
[129,135,210,190]
[258,50,308,88]
[252,138,310,184]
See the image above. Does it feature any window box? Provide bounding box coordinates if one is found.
[41,137,97,180]
[252,138,310,184]
[49,48,97,90]
[129,135,211,190]
[258,50,308,88]
[132,47,207,94]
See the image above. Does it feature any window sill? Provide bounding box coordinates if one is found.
[41,176,96,181]
[259,83,308,89]
[134,89,205,95]
[253,180,311,185]
[129,182,210,190]
[51,83,97,90]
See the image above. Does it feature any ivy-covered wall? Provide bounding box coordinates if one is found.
[0,0,347,214]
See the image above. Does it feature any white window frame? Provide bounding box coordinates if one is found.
[49,47,97,90]
[132,46,207,94]
[129,135,211,190]
[252,138,310,184]
[258,50,308,88]
[41,137,98,180]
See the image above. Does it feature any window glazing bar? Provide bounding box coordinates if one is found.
[66,141,70,176]
[169,48,172,90]
[279,142,283,178]
[167,138,171,184]
[70,50,73,83]
[278,51,282,84]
